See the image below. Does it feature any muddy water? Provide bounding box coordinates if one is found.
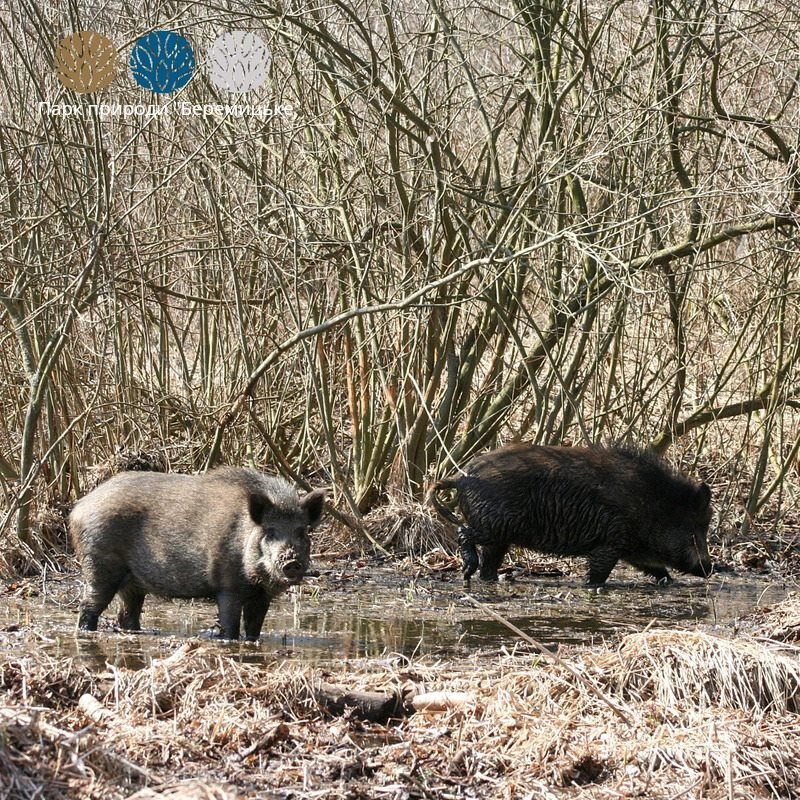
[0,562,792,669]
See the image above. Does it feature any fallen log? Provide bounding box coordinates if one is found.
[312,682,409,722]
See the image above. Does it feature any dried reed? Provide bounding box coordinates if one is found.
[363,495,456,558]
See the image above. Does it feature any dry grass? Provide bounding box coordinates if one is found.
[363,495,456,558]
[3,597,800,798]
[84,450,170,490]
[601,629,800,715]
[748,591,800,644]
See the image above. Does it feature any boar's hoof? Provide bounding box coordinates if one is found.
[478,567,499,582]
[117,613,143,630]
[78,610,100,631]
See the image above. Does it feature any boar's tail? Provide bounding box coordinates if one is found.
[426,477,463,526]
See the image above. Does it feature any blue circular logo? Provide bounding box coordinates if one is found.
[129,31,194,94]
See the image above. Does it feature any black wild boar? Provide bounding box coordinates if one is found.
[70,468,326,640]
[429,443,712,586]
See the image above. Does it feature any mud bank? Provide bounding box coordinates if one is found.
[2,566,799,799]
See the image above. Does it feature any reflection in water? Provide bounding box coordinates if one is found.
[73,637,151,671]
[0,568,792,670]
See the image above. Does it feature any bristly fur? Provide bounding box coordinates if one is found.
[428,443,712,585]
[70,468,325,639]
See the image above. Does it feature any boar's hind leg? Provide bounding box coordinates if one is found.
[215,591,243,640]
[586,547,620,587]
[78,559,128,630]
[457,526,480,583]
[117,580,146,630]
[478,542,510,582]
[242,594,270,641]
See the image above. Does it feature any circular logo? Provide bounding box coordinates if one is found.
[207,31,271,92]
[129,31,195,94]
[55,31,118,93]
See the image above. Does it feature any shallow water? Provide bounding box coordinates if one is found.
[0,562,792,670]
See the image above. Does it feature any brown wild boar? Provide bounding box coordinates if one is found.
[70,468,326,640]
[429,443,713,586]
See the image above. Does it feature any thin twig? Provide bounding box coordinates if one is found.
[463,593,633,726]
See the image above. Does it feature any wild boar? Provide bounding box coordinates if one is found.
[70,467,326,640]
[429,443,712,586]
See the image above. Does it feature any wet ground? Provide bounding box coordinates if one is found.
[1,559,793,670]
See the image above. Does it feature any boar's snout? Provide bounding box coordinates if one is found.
[281,558,306,583]
[680,543,713,578]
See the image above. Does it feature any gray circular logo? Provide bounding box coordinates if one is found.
[207,32,271,92]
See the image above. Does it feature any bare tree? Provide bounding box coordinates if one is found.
[1,0,800,566]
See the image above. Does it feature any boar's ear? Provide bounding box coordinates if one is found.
[249,493,274,523]
[697,482,711,507]
[302,489,326,526]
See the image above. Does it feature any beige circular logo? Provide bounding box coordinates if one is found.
[55,31,118,94]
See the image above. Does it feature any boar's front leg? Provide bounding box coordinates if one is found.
[242,593,270,641]
[627,560,672,584]
[216,591,243,640]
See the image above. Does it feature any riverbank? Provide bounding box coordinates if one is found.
[2,587,799,798]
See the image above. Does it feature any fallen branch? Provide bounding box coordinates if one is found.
[78,693,118,727]
[312,682,409,722]
[410,691,475,712]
